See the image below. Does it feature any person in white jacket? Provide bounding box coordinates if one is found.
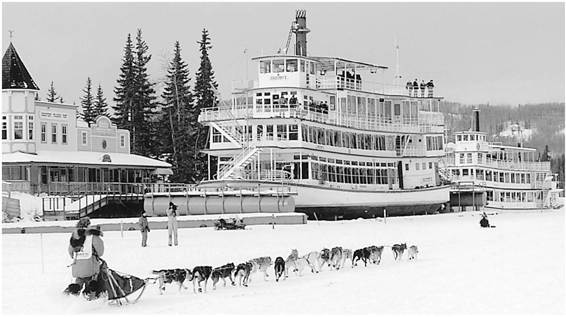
[167,202,178,246]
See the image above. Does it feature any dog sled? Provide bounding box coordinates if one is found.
[66,258,148,305]
[214,218,246,230]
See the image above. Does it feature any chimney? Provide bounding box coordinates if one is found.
[473,107,480,132]
[294,10,310,56]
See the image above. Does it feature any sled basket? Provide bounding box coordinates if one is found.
[99,260,147,303]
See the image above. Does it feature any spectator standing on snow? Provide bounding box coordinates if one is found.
[139,211,150,247]
[167,202,179,246]
[64,217,105,296]
[480,212,492,228]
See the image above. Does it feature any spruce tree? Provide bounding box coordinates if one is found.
[93,84,109,118]
[192,29,219,181]
[80,77,96,126]
[160,41,194,182]
[46,81,59,102]
[132,29,158,157]
[113,33,136,133]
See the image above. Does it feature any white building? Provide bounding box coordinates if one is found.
[2,42,171,197]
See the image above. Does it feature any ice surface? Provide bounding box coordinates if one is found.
[2,209,564,314]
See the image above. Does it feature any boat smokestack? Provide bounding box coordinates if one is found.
[473,107,480,132]
[294,10,310,56]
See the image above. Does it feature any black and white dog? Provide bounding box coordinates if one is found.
[211,263,235,290]
[151,268,190,294]
[235,262,253,287]
[188,266,212,293]
[274,257,285,282]
[352,248,371,267]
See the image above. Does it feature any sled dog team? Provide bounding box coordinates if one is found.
[151,243,419,294]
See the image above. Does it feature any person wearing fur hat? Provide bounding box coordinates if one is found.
[64,217,105,297]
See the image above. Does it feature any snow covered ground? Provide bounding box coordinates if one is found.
[2,209,565,314]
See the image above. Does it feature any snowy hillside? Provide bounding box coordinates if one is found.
[2,209,564,314]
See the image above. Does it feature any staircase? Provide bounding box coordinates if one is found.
[209,108,262,180]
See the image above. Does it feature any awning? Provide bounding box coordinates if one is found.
[152,168,173,175]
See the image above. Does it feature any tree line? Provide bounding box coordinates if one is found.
[42,29,219,184]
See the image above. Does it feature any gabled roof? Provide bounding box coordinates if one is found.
[2,43,40,90]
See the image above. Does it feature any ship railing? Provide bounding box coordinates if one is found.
[317,77,412,95]
[199,103,443,134]
[483,160,550,171]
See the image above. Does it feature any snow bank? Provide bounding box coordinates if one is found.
[2,209,564,314]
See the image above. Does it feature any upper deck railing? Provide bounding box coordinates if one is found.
[199,103,444,134]
[445,156,551,172]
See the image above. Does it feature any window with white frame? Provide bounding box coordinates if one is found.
[41,122,46,142]
[14,115,23,140]
[2,116,7,140]
[51,123,57,143]
[27,116,34,140]
[120,135,125,147]
[62,124,68,144]
[82,131,88,145]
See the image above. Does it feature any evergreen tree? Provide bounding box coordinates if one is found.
[80,77,96,126]
[93,84,109,118]
[160,41,194,182]
[191,29,219,181]
[113,30,157,157]
[113,33,136,133]
[47,81,59,102]
[132,29,158,157]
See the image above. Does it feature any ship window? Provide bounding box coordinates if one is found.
[289,125,298,140]
[394,103,401,116]
[300,60,305,72]
[415,163,419,170]
[260,60,271,73]
[286,59,298,72]
[422,162,426,170]
[276,125,287,140]
[457,135,462,142]
[273,59,285,73]
[466,153,472,164]
[462,169,469,176]
[463,134,469,141]
[429,162,433,169]
[256,125,264,141]
[310,62,316,75]
[471,134,476,141]
[266,125,274,140]
[459,153,465,164]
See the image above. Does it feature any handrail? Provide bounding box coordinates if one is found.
[199,104,444,134]
[217,144,259,179]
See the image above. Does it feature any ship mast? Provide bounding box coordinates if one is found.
[394,37,402,93]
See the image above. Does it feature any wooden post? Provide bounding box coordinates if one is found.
[120,220,124,238]
[40,233,45,274]
[384,208,387,224]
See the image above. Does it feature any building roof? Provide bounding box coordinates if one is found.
[2,150,172,168]
[2,43,40,90]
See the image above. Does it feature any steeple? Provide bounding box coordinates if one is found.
[2,42,40,90]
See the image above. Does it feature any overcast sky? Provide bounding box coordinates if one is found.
[2,2,564,108]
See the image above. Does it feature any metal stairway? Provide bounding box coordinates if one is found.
[210,109,261,180]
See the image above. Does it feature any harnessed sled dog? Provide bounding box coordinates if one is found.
[407,245,419,260]
[189,266,212,293]
[274,257,285,282]
[392,243,407,261]
[211,263,236,289]
[235,262,253,287]
[151,268,190,294]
